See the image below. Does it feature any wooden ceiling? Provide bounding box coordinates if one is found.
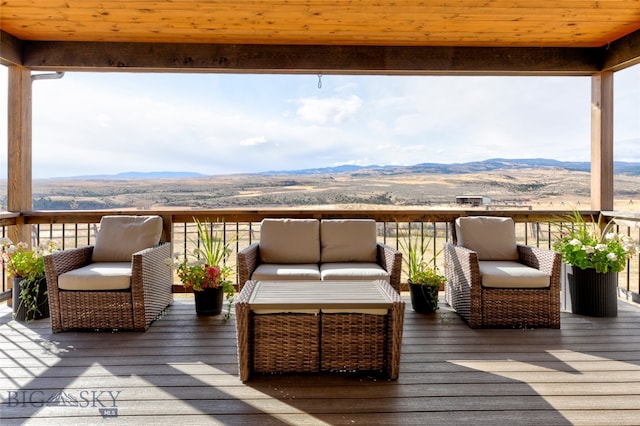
[1,1,639,74]
[2,0,639,47]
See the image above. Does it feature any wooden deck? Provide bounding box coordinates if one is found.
[2,294,640,425]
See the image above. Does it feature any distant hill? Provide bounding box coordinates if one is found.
[261,158,640,176]
[262,164,385,175]
[51,158,640,180]
[57,171,206,180]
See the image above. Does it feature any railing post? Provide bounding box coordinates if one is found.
[161,214,173,244]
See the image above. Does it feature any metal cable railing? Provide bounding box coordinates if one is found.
[2,210,639,301]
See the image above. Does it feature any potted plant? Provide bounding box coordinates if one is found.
[399,229,446,313]
[553,210,639,317]
[1,238,58,322]
[173,219,236,321]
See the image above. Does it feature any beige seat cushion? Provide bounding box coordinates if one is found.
[320,262,389,282]
[320,219,378,263]
[58,262,132,291]
[259,219,320,264]
[479,260,550,288]
[92,215,163,262]
[251,263,321,281]
[456,216,519,261]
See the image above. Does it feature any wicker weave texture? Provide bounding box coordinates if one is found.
[136,244,174,327]
[380,281,405,380]
[58,291,135,330]
[481,288,554,327]
[252,313,320,373]
[237,243,259,291]
[235,280,254,381]
[377,243,403,293]
[321,313,386,372]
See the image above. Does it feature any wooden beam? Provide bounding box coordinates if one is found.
[23,42,603,75]
[590,71,614,211]
[601,29,640,71]
[0,30,23,67]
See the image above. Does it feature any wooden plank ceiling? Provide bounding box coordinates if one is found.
[1,0,640,48]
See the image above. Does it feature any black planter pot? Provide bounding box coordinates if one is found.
[409,282,439,314]
[194,287,224,316]
[564,265,618,317]
[12,276,50,321]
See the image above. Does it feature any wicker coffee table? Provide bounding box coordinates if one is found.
[235,280,404,381]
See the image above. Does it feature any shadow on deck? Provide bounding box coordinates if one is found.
[1,294,640,425]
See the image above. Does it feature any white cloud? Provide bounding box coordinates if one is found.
[239,136,268,146]
[296,95,363,124]
[96,113,112,128]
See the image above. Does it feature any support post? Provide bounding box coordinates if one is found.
[7,65,32,241]
[6,65,33,304]
[590,71,614,211]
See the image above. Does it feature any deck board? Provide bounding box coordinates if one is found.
[2,294,640,425]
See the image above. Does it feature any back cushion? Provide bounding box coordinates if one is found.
[320,219,378,263]
[92,215,163,262]
[259,219,320,264]
[455,216,519,261]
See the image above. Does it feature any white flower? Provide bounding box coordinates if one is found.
[583,245,595,254]
[605,232,616,241]
[569,239,582,247]
[595,244,608,251]
[0,237,13,247]
[44,239,58,249]
[37,240,59,255]
[606,252,618,261]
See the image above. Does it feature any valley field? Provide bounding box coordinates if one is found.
[7,167,639,212]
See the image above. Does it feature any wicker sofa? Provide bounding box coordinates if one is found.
[44,215,173,332]
[237,218,402,293]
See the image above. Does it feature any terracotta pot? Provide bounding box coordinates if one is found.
[193,287,224,316]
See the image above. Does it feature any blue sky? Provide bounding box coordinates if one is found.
[1,65,638,179]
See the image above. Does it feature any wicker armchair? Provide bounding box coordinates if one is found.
[44,215,173,332]
[444,216,561,328]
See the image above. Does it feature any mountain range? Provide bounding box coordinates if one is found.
[57,158,640,180]
[264,158,640,176]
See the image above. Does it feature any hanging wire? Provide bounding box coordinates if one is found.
[317,73,323,89]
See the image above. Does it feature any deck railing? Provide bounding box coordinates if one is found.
[1,209,639,303]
